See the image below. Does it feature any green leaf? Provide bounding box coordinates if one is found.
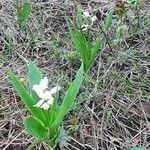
[51,63,84,130]
[49,91,59,124]
[24,116,48,140]
[90,34,103,64]
[16,1,31,29]
[28,62,42,89]
[8,70,46,124]
[66,18,84,57]
[66,17,91,71]
[129,147,149,150]
[28,62,42,102]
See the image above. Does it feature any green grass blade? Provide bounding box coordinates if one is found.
[75,31,90,67]
[28,62,42,89]
[51,63,84,130]
[85,30,93,70]
[24,116,48,141]
[8,70,46,124]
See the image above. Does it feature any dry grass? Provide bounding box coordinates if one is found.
[0,0,150,150]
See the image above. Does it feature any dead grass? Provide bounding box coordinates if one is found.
[0,0,150,150]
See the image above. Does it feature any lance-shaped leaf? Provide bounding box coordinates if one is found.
[24,116,48,140]
[8,70,46,124]
[28,62,42,102]
[66,17,90,71]
[51,63,84,130]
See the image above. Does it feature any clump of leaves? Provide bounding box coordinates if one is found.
[8,61,84,148]
[66,6,113,72]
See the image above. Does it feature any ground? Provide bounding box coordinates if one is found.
[0,0,150,150]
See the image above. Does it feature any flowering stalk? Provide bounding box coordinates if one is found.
[66,6,113,71]
[8,61,84,148]
[81,11,97,31]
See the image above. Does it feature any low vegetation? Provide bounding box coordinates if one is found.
[0,0,150,149]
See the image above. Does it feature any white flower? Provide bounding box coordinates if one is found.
[34,99,45,107]
[33,98,52,110]
[83,11,97,23]
[44,90,53,100]
[40,102,51,110]
[32,77,60,110]
[49,86,60,95]
[47,99,53,105]
[32,77,48,99]
[34,77,48,90]
[83,11,90,17]
[82,11,97,31]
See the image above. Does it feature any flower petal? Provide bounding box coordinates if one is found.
[83,11,90,17]
[33,99,44,108]
[40,102,50,110]
[44,90,54,100]
[49,86,60,95]
[39,77,48,90]
[47,99,54,105]
[32,84,39,92]
[32,85,45,99]
[37,90,45,99]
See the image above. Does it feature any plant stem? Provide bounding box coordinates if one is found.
[47,127,55,149]
[97,21,117,59]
